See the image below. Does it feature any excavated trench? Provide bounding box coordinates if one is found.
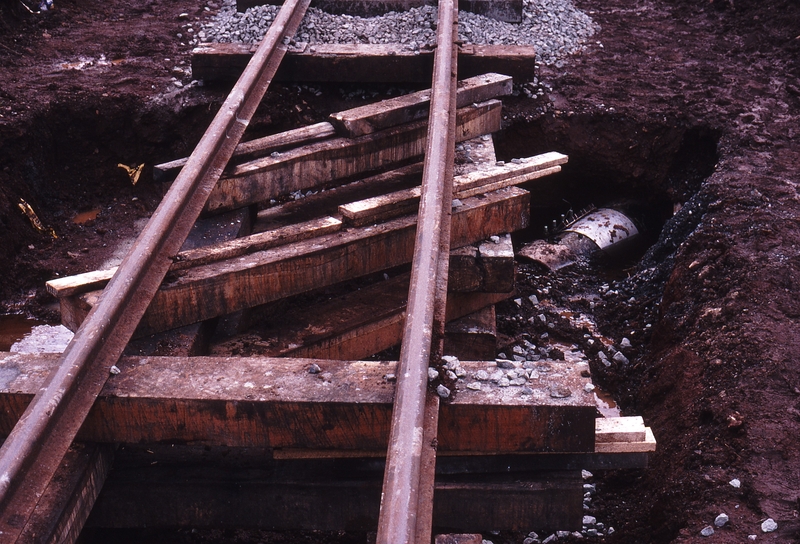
[0,97,720,542]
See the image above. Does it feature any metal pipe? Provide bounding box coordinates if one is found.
[376,0,458,540]
[0,0,310,539]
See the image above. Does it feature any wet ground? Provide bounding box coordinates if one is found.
[2,0,800,542]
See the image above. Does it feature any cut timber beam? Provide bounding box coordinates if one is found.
[330,73,512,137]
[237,0,523,23]
[210,272,512,361]
[0,353,596,453]
[595,417,656,453]
[154,121,336,183]
[339,151,566,226]
[206,99,501,213]
[57,187,529,337]
[18,444,114,544]
[449,233,514,293]
[443,305,497,361]
[192,43,536,84]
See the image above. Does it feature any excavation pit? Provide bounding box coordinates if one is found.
[4,0,800,539]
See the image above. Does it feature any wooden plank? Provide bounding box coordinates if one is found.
[595,427,656,454]
[61,187,529,337]
[476,233,516,293]
[329,73,512,137]
[448,233,514,293]
[172,215,342,270]
[237,0,523,22]
[18,444,114,544]
[211,270,511,361]
[339,151,566,226]
[595,416,646,443]
[154,121,336,183]
[47,217,342,298]
[0,353,596,453]
[254,161,423,230]
[192,43,536,84]
[443,305,497,361]
[206,99,502,214]
[84,466,577,532]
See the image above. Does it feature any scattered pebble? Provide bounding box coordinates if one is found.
[550,385,571,398]
[109,365,121,375]
[612,351,629,365]
[715,513,729,527]
[700,526,714,537]
[436,384,451,398]
[308,363,321,374]
[582,469,593,479]
[730,478,741,488]
[428,367,439,381]
[466,382,482,391]
[761,518,777,533]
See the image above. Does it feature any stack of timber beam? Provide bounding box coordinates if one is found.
[0,352,655,533]
[0,73,656,538]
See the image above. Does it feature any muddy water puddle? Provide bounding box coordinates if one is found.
[0,315,42,351]
[0,315,73,353]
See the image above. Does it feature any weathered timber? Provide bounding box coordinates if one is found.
[172,215,342,270]
[595,419,656,453]
[210,268,512,360]
[339,151,567,226]
[447,233,515,293]
[443,305,496,361]
[237,0,523,22]
[254,162,424,230]
[84,466,578,532]
[330,73,512,137]
[0,353,596,452]
[17,444,114,544]
[53,231,510,332]
[595,415,646,443]
[206,99,501,213]
[59,187,529,337]
[193,43,536,84]
[154,121,336,183]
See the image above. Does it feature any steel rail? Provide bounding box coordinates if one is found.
[375,0,459,539]
[0,0,310,539]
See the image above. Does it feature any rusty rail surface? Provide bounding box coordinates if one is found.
[0,0,311,539]
[376,0,459,540]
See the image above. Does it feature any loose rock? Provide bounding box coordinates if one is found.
[761,518,777,533]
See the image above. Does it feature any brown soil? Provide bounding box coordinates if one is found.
[2,0,800,542]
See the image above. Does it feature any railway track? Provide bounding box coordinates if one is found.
[0,1,654,541]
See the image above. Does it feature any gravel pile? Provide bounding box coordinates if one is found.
[196,0,597,66]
